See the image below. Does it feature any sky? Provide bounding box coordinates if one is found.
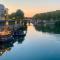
[0,0,60,17]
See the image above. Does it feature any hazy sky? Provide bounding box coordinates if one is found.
[0,0,60,17]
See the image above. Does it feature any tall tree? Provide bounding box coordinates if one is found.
[15,9,24,20]
[9,9,24,20]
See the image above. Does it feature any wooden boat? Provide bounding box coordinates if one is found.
[0,26,12,36]
[0,26,13,42]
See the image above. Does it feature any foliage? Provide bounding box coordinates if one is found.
[9,9,24,20]
[33,10,60,20]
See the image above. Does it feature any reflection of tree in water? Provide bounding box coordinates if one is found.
[34,22,60,34]
[0,25,27,56]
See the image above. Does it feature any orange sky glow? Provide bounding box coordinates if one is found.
[1,0,60,17]
[8,5,59,17]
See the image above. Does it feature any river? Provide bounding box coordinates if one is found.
[0,24,60,60]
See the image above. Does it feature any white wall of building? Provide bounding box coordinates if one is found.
[0,4,8,20]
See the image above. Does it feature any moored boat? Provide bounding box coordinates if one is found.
[0,26,13,42]
[13,30,27,37]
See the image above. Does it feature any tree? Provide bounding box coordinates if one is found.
[15,9,24,20]
[33,10,60,21]
[9,9,24,20]
[9,13,16,20]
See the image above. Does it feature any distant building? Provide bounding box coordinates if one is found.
[0,4,8,20]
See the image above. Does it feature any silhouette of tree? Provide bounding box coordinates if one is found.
[9,9,24,20]
[33,10,60,20]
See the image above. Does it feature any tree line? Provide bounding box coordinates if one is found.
[9,9,60,21]
[33,10,60,20]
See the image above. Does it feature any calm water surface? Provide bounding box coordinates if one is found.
[0,24,60,60]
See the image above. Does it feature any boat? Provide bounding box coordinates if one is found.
[0,35,13,42]
[0,26,13,42]
[12,30,27,37]
[0,26,12,36]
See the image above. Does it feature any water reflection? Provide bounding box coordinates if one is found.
[34,23,60,34]
[0,24,27,56]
